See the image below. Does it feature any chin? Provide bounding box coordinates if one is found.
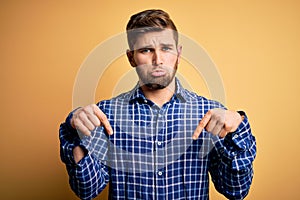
[145,83,166,90]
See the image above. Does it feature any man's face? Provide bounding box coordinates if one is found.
[128,29,182,90]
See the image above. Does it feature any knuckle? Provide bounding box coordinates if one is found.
[221,117,226,124]
[219,120,225,127]
[224,123,232,131]
[98,113,104,121]
[73,118,81,126]
[82,106,91,113]
[215,114,225,123]
[100,113,108,122]
[78,112,86,119]
[92,104,100,114]
[215,115,222,122]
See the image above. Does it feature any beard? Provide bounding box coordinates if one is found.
[136,62,178,90]
[145,83,167,90]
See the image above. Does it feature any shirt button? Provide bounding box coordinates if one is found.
[233,134,239,139]
[158,171,163,176]
[157,141,162,146]
[144,99,148,103]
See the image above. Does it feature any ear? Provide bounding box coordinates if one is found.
[176,45,183,64]
[126,49,137,67]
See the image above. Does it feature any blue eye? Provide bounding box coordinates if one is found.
[139,48,152,53]
[162,46,171,51]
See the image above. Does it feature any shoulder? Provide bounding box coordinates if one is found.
[183,89,226,110]
[96,90,133,110]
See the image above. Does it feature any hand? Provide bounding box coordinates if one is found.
[192,108,243,140]
[71,104,113,136]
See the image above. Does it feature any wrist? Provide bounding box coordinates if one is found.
[73,146,87,164]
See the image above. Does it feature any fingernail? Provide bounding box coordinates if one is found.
[192,135,197,140]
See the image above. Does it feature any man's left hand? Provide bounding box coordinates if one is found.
[192,108,243,140]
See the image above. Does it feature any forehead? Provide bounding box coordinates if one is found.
[133,29,176,49]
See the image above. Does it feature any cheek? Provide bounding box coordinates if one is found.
[166,54,179,65]
[136,66,148,78]
[134,54,149,65]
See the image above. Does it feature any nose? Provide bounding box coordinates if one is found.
[152,50,163,66]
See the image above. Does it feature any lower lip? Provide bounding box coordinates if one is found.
[151,71,166,77]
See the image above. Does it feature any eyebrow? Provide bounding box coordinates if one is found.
[160,43,174,47]
[137,43,175,49]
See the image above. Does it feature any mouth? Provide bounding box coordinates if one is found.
[151,69,166,77]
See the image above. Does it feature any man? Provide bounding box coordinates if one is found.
[60,9,256,200]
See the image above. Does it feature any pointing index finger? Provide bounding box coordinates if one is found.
[192,110,212,140]
[93,105,113,135]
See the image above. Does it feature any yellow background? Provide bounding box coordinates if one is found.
[1,1,299,199]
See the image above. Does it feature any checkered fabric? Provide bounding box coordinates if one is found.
[60,79,256,200]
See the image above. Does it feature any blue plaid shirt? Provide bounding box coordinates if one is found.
[60,79,256,200]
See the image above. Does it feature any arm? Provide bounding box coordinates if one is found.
[59,105,112,199]
[209,113,256,199]
[193,109,256,199]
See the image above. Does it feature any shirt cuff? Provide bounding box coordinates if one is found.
[230,111,252,151]
[60,108,86,165]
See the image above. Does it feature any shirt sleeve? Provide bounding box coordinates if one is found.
[59,110,110,200]
[209,112,256,199]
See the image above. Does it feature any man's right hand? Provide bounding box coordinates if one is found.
[71,104,113,164]
[71,104,113,136]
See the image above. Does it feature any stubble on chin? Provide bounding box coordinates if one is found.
[137,62,178,90]
[140,73,174,90]
[144,83,166,90]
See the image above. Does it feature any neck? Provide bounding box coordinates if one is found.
[140,79,176,108]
